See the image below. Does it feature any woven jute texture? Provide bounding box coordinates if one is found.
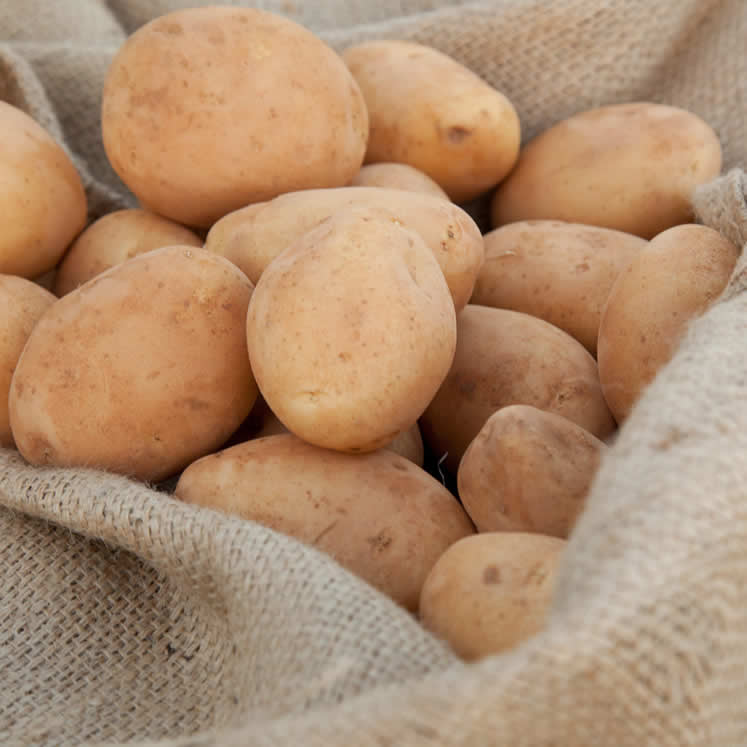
[1,1,746,745]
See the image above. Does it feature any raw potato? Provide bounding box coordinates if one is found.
[419,532,565,659]
[175,434,475,610]
[597,224,738,422]
[0,276,56,447]
[472,221,646,353]
[55,209,202,295]
[350,163,449,200]
[0,101,87,278]
[9,246,257,482]
[342,40,520,203]
[458,405,606,538]
[491,102,722,238]
[206,187,484,311]
[246,209,456,454]
[420,305,615,473]
[102,6,368,228]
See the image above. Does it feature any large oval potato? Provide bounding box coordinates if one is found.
[598,224,738,422]
[491,103,722,238]
[0,276,57,447]
[206,186,484,312]
[175,434,474,610]
[247,209,456,453]
[458,405,606,538]
[9,246,257,482]
[55,209,202,295]
[419,532,565,659]
[420,305,615,473]
[472,221,646,353]
[102,7,368,227]
[0,101,87,278]
[350,163,450,200]
[342,40,520,203]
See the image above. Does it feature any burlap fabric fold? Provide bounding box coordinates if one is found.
[0,1,745,745]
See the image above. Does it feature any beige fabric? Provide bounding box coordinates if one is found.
[0,1,746,745]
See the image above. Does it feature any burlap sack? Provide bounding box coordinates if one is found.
[0,1,745,745]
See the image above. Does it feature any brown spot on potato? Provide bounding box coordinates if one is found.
[482,565,501,584]
[367,530,393,552]
[446,126,472,144]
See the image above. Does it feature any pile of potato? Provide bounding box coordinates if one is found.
[0,6,738,660]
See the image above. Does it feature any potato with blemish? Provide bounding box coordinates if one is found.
[175,434,474,610]
[419,532,565,659]
[350,163,449,200]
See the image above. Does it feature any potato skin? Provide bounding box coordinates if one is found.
[0,102,87,278]
[491,102,722,238]
[9,246,257,482]
[343,40,520,203]
[458,405,606,538]
[420,305,615,473]
[102,6,368,227]
[55,209,202,295]
[472,220,646,353]
[350,163,449,200]
[246,209,456,453]
[0,276,56,447]
[597,224,738,422]
[419,532,565,659]
[175,434,475,610]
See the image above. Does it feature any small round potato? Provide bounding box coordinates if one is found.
[175,434,474,610]
[597,224,738,422]
[55,209,202,295]
[9,246,257,482]
[419,532,566,659]
[342,40,520,202]
[458,406,606,538]
[102,7,368,227]
[247,209,456,453]
[420,305,615,474]
[472,221,646,353]
[0,275,56,447]
[350,163,449,200]
[0,102,87,278]
[206,186,484,312]
[491,103,722,238]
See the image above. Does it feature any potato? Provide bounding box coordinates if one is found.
[419,532,565,659]
[420,305,615,473]
[458,406,606,538]
[491,102,722,238]
[350,163,449,200]
[102,7,368,228]
[9,246,257,482]
[175,434,474,610]
[206,187,483,311]
[472,220,646,353]
[55,209,202,295]
[0,101,87,278]
[342,40,520,203]
[598,224,738,422]
[247,209,456,453]
[0,276,56,447]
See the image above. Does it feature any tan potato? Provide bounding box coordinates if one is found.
[420,305,615,473]
[206,187,483,311]
[458,405,606,538]
[55,209,202,295]
[419,532,565,659]
[342,40,520,203]
[175,434,474,610]
[247,209,456,453]
[102,7,368,228]
[491,102,722,238]
[9,246,257,482]
[0,276,56,447]
[472,221,646,353]
[350,163,449,200]
[0,101,87,278]
[598,224,738,422]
